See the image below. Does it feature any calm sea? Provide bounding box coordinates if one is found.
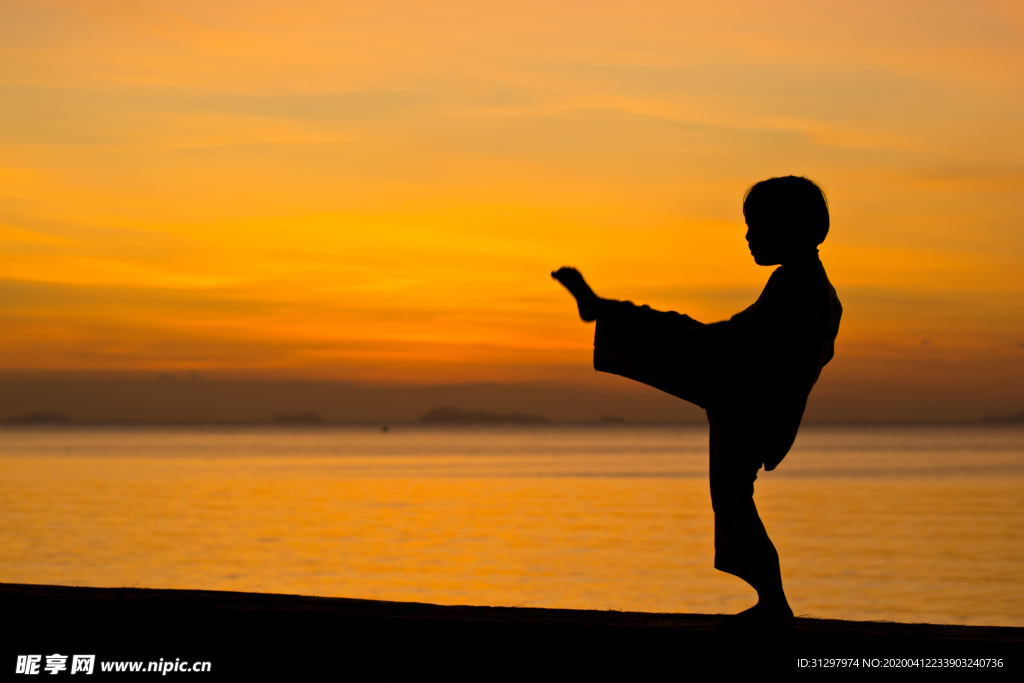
[1,424,1021,626]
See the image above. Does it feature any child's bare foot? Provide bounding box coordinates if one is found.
[551,267,602,321]
[716,599,794,634]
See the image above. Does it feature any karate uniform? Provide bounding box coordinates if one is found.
[593,253,841,587]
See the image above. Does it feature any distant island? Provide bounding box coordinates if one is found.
[983,411,1024,424]
[270,412,325,425]
[418,407,548,424]
[0,375,708,423]
[6,412,72,424]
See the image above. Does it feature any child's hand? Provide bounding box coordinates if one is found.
[551,267,601,321]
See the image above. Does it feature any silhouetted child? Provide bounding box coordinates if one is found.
[552,176,842,631]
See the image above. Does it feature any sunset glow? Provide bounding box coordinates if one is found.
[2,1,1022,416]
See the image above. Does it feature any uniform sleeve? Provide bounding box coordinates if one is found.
[593,299,722,408]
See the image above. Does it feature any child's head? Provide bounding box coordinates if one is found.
[743,176,829,250]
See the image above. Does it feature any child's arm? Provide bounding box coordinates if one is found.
[550,266,714,407]
[594,300,710,407]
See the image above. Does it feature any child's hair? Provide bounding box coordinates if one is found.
[743,176,829,246]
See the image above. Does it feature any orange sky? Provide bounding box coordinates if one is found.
[1,1,1022,416]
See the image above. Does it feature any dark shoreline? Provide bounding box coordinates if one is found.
[4,419,1021,427]
[3,583,1020,677]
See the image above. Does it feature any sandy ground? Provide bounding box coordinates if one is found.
[3,583,1020,677]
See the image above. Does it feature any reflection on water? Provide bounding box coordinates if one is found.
[1,424,1021,626]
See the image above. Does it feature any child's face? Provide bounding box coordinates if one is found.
[745,222,783,266]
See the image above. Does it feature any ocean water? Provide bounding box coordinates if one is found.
[1,424,1021,626]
